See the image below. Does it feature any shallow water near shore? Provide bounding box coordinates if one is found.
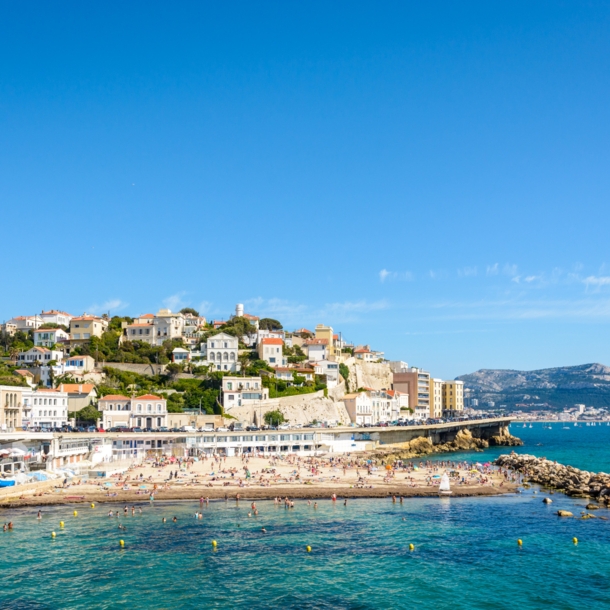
[1,490,609,609]
[429,422,610,472]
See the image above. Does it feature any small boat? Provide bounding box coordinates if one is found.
[562,426,570,430]
[439,473,452,496]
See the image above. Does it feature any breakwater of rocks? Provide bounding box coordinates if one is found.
[495,453,610,505]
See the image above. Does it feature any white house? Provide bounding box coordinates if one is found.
[8,316,43,331]
[353,346,376,362]
[303,338,328,362]
[38,354,98,388]
[314,360,341,389]
[40,310,73,327]
[33,327,70,347]
[152,309,185,346]
[18,347,64,365]
[200,332,240,372]
[221,376,268,411]
[172,347,190,364]
[23,388,69,429]
[342,392,373,425]
[258,337,285,367]
[97,394,168,430]
[123,322,155,344]
[274,367,294,383]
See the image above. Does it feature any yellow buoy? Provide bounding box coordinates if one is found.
[51,532,56,538]
[90,503,95,509]
[119,540,125,547]
[59,521,65,528]
[409,543,414,551]
[212,540,217,547]
[573,537,578,544]
[306,545,312,553]
[518,539,523,546]
[73,510,78,517]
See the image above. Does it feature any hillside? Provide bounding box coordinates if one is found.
[456,363,610,410]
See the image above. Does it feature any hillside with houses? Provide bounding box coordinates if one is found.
[0,304,466,431]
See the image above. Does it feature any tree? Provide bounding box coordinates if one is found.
[74,404,101,424]
[259,318,283,330]
[180,307,200,317]
[264,410,286,426]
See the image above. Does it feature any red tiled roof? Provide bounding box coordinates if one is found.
[304,338,328,346]
[133,394,163,400]
[99,394,130,401]
[139,314,154,318]
[293,328,313,335]
[58,383,96,394]
[353,347,370,353]
[261,337,283,345]
[14,369,34,377]
[41,310,73,317]
[243,313,259,320]
[125,323,153,328]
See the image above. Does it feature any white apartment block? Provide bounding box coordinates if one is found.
[200,332,240,372]
[18,347,64,365]
[342,392,373,425]
[33,327,70,347]
[40,310,73,327]
[98,394,168,430]
[23,388,69,429]
[314,360,340,389]
[222,376,268,411]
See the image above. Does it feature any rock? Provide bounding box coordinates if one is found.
[580,513,596,520]
[586,504,600,510]
[556,510,573,517]
[543,498,553,504]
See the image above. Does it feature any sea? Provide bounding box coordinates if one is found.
[0,423,609,610]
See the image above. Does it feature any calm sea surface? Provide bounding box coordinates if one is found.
[0,423,609,610]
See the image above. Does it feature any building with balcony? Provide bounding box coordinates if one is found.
[221,376,268,411]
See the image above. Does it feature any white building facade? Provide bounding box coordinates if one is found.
[200,332,240,372]
[98,394,168,430]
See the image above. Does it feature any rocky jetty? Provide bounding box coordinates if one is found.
[373,428,523,464]
[495,453,610,504]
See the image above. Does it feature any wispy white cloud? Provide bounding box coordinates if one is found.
[583,276,610,292]
[198,301,213,316]
[379,269,413,282]
[243,297,389,326]
[429,269,449,280]
[486,263,499,276]
[88,299,129,315]
[457,266,478,278]
[163,292,187,311]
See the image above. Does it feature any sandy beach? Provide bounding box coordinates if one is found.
[0,453,516,509]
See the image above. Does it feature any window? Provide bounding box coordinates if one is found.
[227,382,232,390]
[147,404,152,413]
[156,404,161,413]
[137,404,142,413]
[84,333,91,339]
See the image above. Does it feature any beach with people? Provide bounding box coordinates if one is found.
[0,451,516,509]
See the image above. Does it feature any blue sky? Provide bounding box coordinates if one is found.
[2,1,610,378]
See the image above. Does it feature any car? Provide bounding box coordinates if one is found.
[246,426,259,432]
[129,427,143,433]
[215,427,229,432]
[157,427,169,432]
[86,426,97,433]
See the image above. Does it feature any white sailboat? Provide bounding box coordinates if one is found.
[439,473,452,496]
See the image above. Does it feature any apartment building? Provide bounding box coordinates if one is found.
[429,378,444,418]
[392,367,431,420]
[442,380,464,415]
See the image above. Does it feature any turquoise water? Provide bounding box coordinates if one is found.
[428,422,610,472]
[1,424,609,609]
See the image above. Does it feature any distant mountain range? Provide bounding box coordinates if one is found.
[456,363,610,410]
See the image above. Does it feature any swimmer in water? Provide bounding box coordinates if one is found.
[162,517,166,523]
[37,511,42,520]
[314,502,318,510]
[261,527,267,533]
[173,516,177,523]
